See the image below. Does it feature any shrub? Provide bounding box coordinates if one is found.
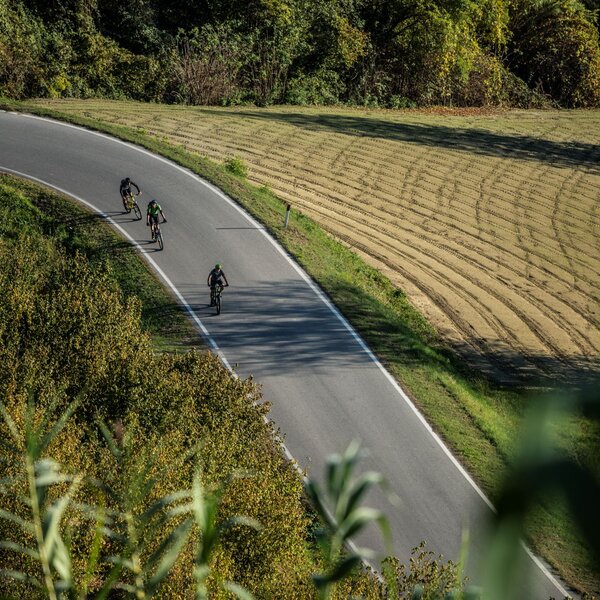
[224,156,248,178]
[509,0,600,107]
[0,0,46,98]
[286,70,345,105]
[171,25,244,106]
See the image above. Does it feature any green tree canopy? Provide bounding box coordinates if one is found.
[1,0,599,106]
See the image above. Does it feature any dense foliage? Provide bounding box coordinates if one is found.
[0,0,599,107]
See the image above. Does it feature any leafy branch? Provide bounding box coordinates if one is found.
[0,397,81,599]
[305,439,392,600]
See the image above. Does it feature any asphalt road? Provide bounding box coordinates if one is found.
[0,111,568,599]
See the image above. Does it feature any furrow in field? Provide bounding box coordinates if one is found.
[250,162,596,290]
[247,154,600,299]
[219,130,598,277]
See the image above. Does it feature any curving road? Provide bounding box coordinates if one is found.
[0,111,568,599]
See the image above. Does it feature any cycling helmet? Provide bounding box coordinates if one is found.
[150,199,157,205]
[215,263,222,270]
[125,177,131,184]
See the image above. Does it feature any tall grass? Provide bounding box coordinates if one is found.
[305,440,391,599]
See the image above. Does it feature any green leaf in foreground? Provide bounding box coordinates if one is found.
[306,439,392,600]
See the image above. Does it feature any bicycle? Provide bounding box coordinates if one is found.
[150,218,166,250]
[122,191,142,220]
[210,283,227,315]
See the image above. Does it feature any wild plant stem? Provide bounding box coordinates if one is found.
[26,454,58,600]
[196,580,208,600]
[125,511,146,599]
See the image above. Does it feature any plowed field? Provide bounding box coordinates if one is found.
[37,101,600,386]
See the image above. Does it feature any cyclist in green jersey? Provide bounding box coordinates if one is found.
[147,199,166,240]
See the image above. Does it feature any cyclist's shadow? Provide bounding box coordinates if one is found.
[196,292,224,315]
[135,240,162,253]
[112,216,145,223]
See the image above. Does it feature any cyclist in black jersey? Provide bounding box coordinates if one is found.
[120,177,140,201]
[207,264,229,306]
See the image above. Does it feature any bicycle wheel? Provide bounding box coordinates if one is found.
[156,229,163,250]
[133,203,142,220]
[215,294,221,315]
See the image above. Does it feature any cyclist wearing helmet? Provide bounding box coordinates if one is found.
[120,177,140,201]
[207,264,229,306]
[146,199,166,240]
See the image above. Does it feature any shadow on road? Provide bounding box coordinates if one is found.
[177,277,599,390]
[177,279,373,375]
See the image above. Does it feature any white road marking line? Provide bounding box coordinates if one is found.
[1,112,570,598]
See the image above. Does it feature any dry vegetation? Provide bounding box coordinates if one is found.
[33,100,600,386]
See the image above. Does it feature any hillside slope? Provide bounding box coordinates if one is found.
[4,99,596,594]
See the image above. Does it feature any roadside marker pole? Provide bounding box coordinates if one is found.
[284,203,291,228]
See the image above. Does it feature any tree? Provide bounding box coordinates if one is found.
[508,0,600,106]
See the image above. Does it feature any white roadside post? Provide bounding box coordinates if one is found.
[284,203,291,228]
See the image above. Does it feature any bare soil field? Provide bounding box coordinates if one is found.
[35,100,600,387]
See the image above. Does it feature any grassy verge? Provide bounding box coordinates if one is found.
[1,98,597,595]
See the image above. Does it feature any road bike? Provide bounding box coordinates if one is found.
[122,191,142,220]
[210,283,227,315]
[150,218,166,250]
